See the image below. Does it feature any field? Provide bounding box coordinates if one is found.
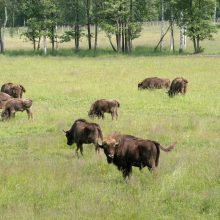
[0,25,220,219]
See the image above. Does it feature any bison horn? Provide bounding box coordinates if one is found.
[62,130,67,133]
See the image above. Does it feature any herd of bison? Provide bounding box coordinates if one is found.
[0,76,188,179]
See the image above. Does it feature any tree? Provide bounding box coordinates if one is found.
[0,0,8,53]
[175,0,217,53]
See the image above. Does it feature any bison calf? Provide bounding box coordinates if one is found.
[99,134,175,179]
[168,77,188,97]
[1,82,26,98]
[138,77,170,90]
[0,92,12,109]
[1,98,33,120]
[63,119,103,156]
[88,99,120,120]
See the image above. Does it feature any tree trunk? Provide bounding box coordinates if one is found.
[122,22,125,52]
[51,26,55,52]
[75,0,80,51]
[55,25,58,50]
[0,6,8,53]
[196,37,200,53]
[128,0,133,52]
[125,22,128,52]
[213,0,216,25]
[86,0,92,50]
[44,29,47,55]
[170,14,175,53]
[0,28,4,53]
[179,11,184,53]
[94,24,98,51]
[160,0,164,51]
[107,34,117,52]
[192,36,197,53]
[37,33,41,50]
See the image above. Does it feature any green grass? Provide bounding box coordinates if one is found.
[0,54,220,219]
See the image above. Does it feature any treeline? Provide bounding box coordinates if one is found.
[0,0,219,54]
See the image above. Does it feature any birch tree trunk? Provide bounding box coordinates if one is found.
[0,6,8,53]
[179,11,184,53]
[213,0,216,25]
[44,29,47,55]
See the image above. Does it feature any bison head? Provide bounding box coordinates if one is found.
[63,130,74,145]
[11,86,23,98]
[99,138,119,163]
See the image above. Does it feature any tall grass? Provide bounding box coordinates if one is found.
[0,56,219,219]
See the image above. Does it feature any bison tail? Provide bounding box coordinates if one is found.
[115,100,120,107]
[159,142,176,152]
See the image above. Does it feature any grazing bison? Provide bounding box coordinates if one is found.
[0,92,12,109]
[99,134,175,179]
[88,99,120,120]
[1,98,33,120]
[168,77,188,97]
[138,77,170,90]
[1,82,26,98]
[63,119,103,156]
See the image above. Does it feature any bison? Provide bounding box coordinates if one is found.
[0,92,12,109]
[168,77,188,97]
[88,99,120,120]
[63,119,103,156]
[99,134,175,179]
[1,82,26,98]
[1,98,33,120]
[138,77,170,90]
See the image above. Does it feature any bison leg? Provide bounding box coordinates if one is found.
[26,108,33,119]
[95,144,100,155]
[122,166,132,179]
[76,143,83,156]
[101,112,104,119]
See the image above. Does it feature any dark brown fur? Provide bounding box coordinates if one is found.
[88,99,120,120]
[0,92,12,109]
[168,77,188,97]
[64,119,103,156]
[1,82,26,98]
[99,134,175,179]
[1,98,33,120]
[138,77,170,90]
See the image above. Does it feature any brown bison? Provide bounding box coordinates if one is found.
[138,77,170,90]
[63,119,103,156]
[0,92,12,109]
[168,77,188,97]
[88,99,120,120]
[1,82,26,98]
[1,98,33,120]
[99,134,175,179]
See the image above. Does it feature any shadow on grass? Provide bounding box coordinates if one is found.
[3,46,192,58]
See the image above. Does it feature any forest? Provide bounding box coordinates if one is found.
[0,0,219,54]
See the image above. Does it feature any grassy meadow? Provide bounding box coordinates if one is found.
[0,25,220,219]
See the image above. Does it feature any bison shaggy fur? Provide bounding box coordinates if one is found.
[168,77,188,97]
[99,134,175,179]
[64,119,103,156]
[88,99,120,120]
[138,77,170,90]
[1,82,26,98]
[1,98,33,120]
